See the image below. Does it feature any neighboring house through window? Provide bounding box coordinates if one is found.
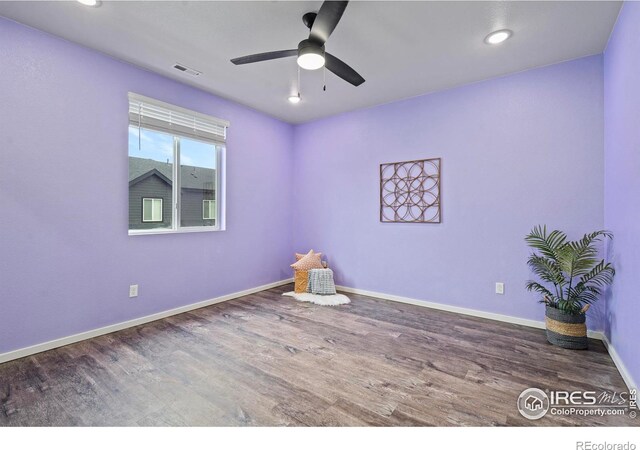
[128,93,228,234]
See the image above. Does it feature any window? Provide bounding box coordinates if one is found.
[203,200,216,220]
[128,93,228,234]
[142,198,163,222]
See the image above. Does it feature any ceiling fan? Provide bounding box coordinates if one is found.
[230,1,365,87]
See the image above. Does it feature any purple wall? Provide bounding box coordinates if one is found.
[0,18,294,354]
[292,56,605,331]
[604,2,640,387]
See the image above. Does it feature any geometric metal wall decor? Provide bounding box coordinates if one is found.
[380,158,441,223]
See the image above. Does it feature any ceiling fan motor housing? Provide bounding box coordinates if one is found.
[298,39,325,57]
[302,12,317,29]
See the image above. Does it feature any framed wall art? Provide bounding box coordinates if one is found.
[380,158,441,223]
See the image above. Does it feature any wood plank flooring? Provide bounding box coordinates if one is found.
[0,284,635,426]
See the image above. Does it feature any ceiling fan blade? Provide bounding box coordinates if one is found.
[309,1,349,45]
[230,49,297,65]
[325,52,365,86]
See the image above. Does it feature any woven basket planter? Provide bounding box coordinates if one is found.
[545,306,588,350]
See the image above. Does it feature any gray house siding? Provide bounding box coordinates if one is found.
[181,188,215,227]
[128,175,172,230]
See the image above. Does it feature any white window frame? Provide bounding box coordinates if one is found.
[203,199,216,220]
[128,93,228,236]
[142,198,163,223]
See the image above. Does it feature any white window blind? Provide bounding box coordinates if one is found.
[128,93,229,144]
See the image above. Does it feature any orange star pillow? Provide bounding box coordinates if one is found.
[291,250,324,271]
[295,251,322,261]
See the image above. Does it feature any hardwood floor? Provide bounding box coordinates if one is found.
[0,284,635,426]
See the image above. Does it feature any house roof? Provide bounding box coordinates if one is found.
[128,157,216,190]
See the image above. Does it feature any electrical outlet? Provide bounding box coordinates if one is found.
[129,284,138,298]
[495,282,505,295]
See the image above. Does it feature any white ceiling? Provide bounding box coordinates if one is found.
[0,1,621,124]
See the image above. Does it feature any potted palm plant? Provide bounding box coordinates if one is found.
[525,226,615,350]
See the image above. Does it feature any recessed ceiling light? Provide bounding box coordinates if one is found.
[484,29,512,45]
[77,0,101,7]
[288,94,301,104]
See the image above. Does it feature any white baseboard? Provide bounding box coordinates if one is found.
[600,335,638,392]
[0,278,294,365]
[336,285,605,340]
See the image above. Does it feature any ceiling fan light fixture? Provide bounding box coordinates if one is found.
[297,53,325,70]
[297,40,325,70]
[484,29,512,45]
[77,0,101,6]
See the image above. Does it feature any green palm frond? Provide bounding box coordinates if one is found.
[525,225,567,260]
[559,231,611,278]
[578,261,615,287]
[526,254,565,287]
[525,280,554,298]
[556,298,586,314]
[567,286,599,304]
[557,245,597,279]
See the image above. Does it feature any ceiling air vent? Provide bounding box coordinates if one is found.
[173,63,202,77]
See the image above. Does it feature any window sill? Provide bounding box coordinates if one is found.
[128,226,222,236]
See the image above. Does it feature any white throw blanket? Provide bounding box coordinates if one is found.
[307,268,337,295]
[282,291,350,306]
